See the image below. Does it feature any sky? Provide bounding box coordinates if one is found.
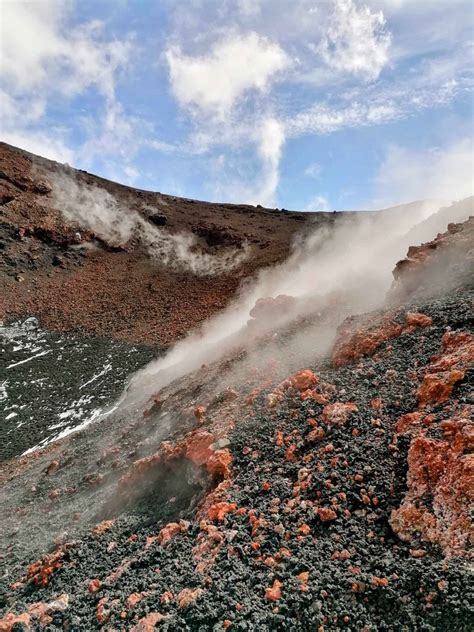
[1,0,473,211]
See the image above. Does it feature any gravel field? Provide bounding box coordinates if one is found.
[1,288,472,631]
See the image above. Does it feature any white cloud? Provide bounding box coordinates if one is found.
[237,0,262,17]
[1,1,132,99]
[373,137,474,206]
[206,116,285,207]
[303,195,331,212]
[165,31,289,117]
[0,1,135,173]
[318,0,391,80]
[254,117,286,206]
[1,90,74,163]
[287,101,400,137]
[1,128,74,164]
[304,162,321,178]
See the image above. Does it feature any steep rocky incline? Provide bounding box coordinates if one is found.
[0,217,472,630]
[0,142,332,345]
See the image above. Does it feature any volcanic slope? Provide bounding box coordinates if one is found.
[1,141,327,345]
[0,217,472,630]
[0,141,447,346]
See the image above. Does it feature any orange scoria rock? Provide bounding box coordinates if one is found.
[417,330,473,406]
[92,519,115,536]
[290,369,319,391]
[207,448,232,478]
[126,592,145,609]
[130,613,167,632]
[322,402,358,427]
[265,579,282,602]
[177,588,204,609]
[391,418,474,558]
[332,311,433,367]
[208,501,237,522]
[26,549,64,587]
[0,612,31,631]
[184,431,215,466]
[157,522,183,546]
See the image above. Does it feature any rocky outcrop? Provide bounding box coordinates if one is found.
[332,310,433,367]
[390,215,474,302]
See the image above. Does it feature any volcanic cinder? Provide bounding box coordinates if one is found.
[0,142,473,631]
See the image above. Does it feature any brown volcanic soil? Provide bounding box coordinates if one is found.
[0,142,346,345]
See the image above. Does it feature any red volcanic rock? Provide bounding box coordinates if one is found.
[185,431,215,467]
[332,311,434,367]
[391,417,474,557]
[160,591,174,605]
[28,594,69,626]
[193,522,225,574]
[285,444,297,462]
[26,549,64,587]
[442,330,473,350]
[332,314,403,367]
[130,613,167,632]
[265,579,282,602]
[92,519,115,536]
[405,312,433,328]
[290,369,319,391]
[297,571,309,592]
[126,592,145,609]
[88,579,102,593]
[417,330,473,406]
[96,598,110,624]
[0,613,31,631]
[208,502,237,522]
[370,576,389,587]
[317,507,338,522]
[307,427,325,443]
[267,370,321,409]
[395,412,425,433]
[391,217,474,303]
[417,370,465,405]
[177,587,204,609]
[297,523,311,536]
[157,522,182,546]
[106,559,131,583]
[300,389,328,404]
[322,402,358,427]
[207,448,232,479]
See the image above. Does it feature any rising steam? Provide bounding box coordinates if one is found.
[122,196,471,413]
[51,172,249,276]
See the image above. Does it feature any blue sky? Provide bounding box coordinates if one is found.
[1,0,473,210]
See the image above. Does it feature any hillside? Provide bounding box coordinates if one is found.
[0,142,451,346]
[0,143,473,631]
[1,142,328,345]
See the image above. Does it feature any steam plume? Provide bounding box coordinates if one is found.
[122,197,471,412]
[51,172,249,276]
